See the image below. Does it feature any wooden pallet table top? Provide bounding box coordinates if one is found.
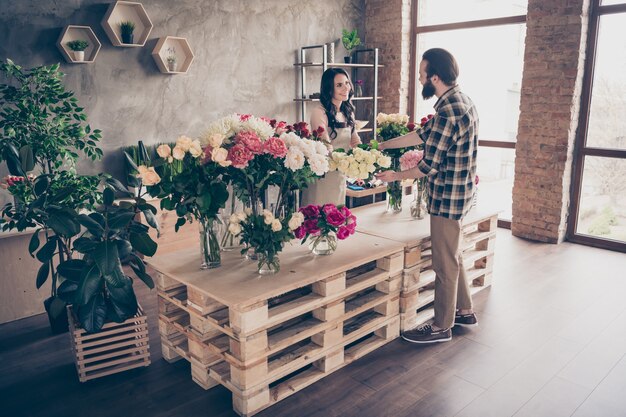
[351,195,500,247]
[147,232,404,309]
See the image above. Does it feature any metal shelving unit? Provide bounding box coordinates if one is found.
[294,45,382,140]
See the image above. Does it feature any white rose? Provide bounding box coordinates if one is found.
[229,213,240,224]
[308,154,329,176]
[176,135,194,152]
[271,218,282,232]
[207,133,225,148]
[377,155,392,168]
[189,140,203,158]
[211,147,232,167]
[328,158,338,171]
[244,207,252,216]
[263,209,274,224]
[284,148,305,171]
[172,145,186,160]
[156,144,172,159]
[288,212,304,231]
[228,223,242,235]
[236,211,247,222]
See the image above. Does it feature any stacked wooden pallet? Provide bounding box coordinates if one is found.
[149,233,405,416]
[351,199,498,331]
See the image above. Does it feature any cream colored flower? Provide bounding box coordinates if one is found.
[211,147,232,167]
[228,222,242,235]
[284,148,305,171]
[206,133,225,148]
[156,144,172,159]
[263,209,274,225]
[236,211,247,222]
[189,140,203,158]
[172,145,186,160]
[271,218,282,232]
[176,135,194,152]
[244,207,252,216]
[288,212,304,231]
[136,165,161,186]
[229,213,240,224]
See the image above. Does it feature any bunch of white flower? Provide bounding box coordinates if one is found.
[228,210,305,235]
[280,132,330,176]
[200,114,275,147]
[329,148,391,180]
[376,112,410,126]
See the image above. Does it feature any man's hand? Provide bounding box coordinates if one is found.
[375,170,398,183]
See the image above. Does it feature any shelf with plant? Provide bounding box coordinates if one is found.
[56,25,101,64]
[151,36,195,74]
[101,1,153,47]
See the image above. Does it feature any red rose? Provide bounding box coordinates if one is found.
[407,122,416,131]
[303,219,320,235]
[326,209,346,227]
[294,226,306,239]
[337,226,351,240]
[300,204,320,219]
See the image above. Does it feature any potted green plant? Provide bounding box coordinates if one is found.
[119,20,136,44]
[0,59,103,332]
[66,40,89,62]
[341,29,361,63]
[166,47,177,72]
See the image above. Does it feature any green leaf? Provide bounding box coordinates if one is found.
[142,209,159,230]
[19,145,35,172]
[47,207,80,237]
[129,232,157,257]
[50,187,74,203]
[130,263,154,289]
[36,262,50,289]
[103,188,114,206]
[28,230,40,257]
[57,280,78,303]
[57,259,87,282]
[107,211,135,230]
[73,236,98,253]
[76,263,102,305]
[48,296,67,320]
[78,292,107,333]
[77,214,104,237]
[123,151,139,172]
[33,175,50,196]
[103,261,126,288]
[116,239,133,259]
[106,277,138,323]
[126,174,140,188]
[105,177,133,196]
[36,237,57,263]
[92,241,119,275]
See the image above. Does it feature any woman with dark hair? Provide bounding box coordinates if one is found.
[301,67,361,206]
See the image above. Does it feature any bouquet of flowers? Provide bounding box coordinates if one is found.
[328,145,391,180]
[144,135,231,269]
[201,115,329,217]
[228,208,304,274]
[293,203,356,255]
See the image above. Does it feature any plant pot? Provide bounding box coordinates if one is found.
[67,304,150,382]
[121,33,134,44]
[344,56,352,64]
[73,50,85,62]
[167,61,177,72]
[44,296,69,334]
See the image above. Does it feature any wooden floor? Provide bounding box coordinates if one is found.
[2,229,626,417]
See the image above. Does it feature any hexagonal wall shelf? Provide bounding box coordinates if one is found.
[101,1,153,47]
[56,25,102,64]
[152,37,194,74]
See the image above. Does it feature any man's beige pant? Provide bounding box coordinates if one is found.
[430,214,473,329]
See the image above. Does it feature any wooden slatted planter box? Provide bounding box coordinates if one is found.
[67,305,150,382]
[149,232,405,416]
[351,198,499,331]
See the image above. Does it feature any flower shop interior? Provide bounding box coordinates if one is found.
[1,0,625,417]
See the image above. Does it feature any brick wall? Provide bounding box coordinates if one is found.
[364,0,412,115]
[512,0,591,243]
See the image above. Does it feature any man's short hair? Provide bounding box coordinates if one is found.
[422,48,459,86]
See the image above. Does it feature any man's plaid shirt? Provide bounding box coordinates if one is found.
[417,85,478,220]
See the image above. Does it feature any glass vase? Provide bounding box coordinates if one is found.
[410,180,427,219]
[308,232,338,255]
[257,252,280,275]
[386,157,403,213]
[199,218,221,270]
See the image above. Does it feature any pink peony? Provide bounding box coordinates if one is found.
[321,203,337,217]
[346,215,357,234]
[294,226,306,239]
[300,204,320,219]
[337,226,351,240]
[228,144,254,169]
[326,208,346,227]
[303,219,320,235]
[263,136,288,158]
[399,150,424,171]
[235,131,264,155]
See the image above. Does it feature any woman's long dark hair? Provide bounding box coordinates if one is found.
[319,68,355,139]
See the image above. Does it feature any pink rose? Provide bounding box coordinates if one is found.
[346,215,357,233]
[294,226,306,239]
[340,206,352,218]
[399,150,424,171]
[235,131,263,155]
[326,209,346,227]
[228,144,254,169]
[263,136,288,158]
[337,226,351,240]
[322,203,337,217]
[300,204,320,219]
[303,219,320,235]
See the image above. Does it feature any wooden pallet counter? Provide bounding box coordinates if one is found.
[351,197,498,331]
[148,232,405,416]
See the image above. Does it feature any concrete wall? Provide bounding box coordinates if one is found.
[0,0,364,183]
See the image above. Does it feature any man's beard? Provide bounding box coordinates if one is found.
[422,79,435,100]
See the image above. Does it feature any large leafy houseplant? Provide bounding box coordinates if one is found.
[0,59,103,332]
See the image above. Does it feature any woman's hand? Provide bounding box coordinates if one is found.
[375,170,398,183]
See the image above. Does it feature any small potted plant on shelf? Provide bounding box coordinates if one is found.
[166,47,177,72]
[341,29,361,63]
[66,40,89,62]
[119,20,136,44]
